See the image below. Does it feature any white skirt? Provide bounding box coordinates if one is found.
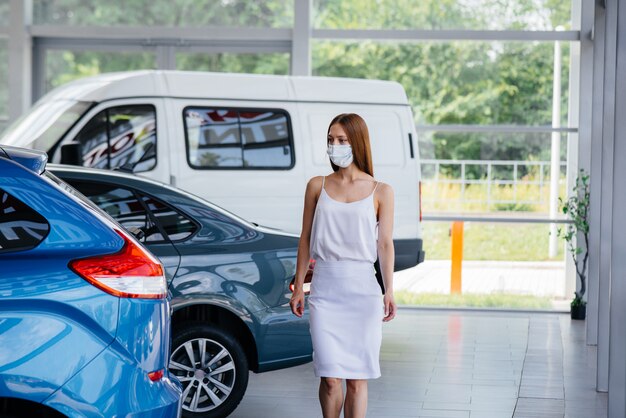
[308,259,384,379]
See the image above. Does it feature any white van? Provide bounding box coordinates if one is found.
[1,70,425,270]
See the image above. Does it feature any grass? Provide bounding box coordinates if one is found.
[419,176,569,261]
[405,176,569,309]
[421,178,567,213]
[422,221,566,261]
[396,290,553,309]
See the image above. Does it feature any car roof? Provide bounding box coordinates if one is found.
[0,145,48,175]
[37,70,410,106]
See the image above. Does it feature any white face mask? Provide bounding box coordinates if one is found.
[327,144,353,168]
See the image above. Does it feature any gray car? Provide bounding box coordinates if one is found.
[50,164,313,418]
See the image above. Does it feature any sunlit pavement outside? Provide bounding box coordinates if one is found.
[394,261,570,310]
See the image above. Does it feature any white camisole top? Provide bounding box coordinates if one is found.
[309,175,380,263]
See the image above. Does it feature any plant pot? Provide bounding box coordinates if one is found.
[571,304,586,320]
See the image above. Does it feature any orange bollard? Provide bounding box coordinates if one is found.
[450,221,464,294]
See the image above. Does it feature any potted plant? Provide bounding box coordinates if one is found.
[557,169,590,320]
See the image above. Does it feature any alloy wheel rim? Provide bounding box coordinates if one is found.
[169,338,236,413]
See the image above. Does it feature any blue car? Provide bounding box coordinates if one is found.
[51,164,314,418]
[0,146,182,417]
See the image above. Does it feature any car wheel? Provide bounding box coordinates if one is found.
[169,323,249,418]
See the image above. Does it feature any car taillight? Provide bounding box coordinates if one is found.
[419,180,423,222]
[148,369,164,382]
[69,229,167,299]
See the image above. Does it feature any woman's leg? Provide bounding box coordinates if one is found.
[319,377,344,418]
[344,379,368,418]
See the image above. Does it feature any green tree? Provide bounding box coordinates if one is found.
[36,0,573,166]
[34,0,292,27]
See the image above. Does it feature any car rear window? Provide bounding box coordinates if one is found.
[0,188,50,253]
[64,179,197,243]
[42,171,124,229]
[139,192,197,241]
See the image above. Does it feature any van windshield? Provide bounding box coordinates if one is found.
[0,99,93,152]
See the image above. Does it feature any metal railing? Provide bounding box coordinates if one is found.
[420,158,567,207]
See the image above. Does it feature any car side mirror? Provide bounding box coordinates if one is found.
[60,143,83,166]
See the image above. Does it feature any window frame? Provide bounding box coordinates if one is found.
[182,105,296,171]
[134,189,200,244]
[62,102,159,173]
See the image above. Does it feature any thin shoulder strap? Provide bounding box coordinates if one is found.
[372,180,380,193]
[322,175,326,190]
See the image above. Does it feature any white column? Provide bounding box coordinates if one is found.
[585,0,603,352]
[572,0,596,346]
[292,0,312,76]
[548,39,561,258]
[564,0,586,305]
[156,45,176,70]
[608,1,626,414]
[595,0,617,393]
[7,0,32,121]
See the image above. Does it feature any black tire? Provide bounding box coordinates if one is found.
[169,323,249,418]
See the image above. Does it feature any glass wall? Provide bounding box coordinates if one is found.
[33,0,293,27]
[418,132,569,213]
[176,52,290,75]
[313,41,570,126]
[313,0,571,30]
[44,50,157,94]
[2,0,580,310]
[312,0,577,310]
[0,0,8,27]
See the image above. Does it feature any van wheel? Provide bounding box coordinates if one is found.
[169,323,249,418]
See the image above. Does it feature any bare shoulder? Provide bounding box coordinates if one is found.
[376,181,394,197]
[306,175,324,188]
[374,182,394,208]
[306,175,326,198]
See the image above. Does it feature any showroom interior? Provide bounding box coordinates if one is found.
[1,0,625,417]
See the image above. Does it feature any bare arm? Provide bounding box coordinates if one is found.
[290,176,320,316]
[376,183,396,321]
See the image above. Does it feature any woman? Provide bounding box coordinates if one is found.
[290,113,397,418]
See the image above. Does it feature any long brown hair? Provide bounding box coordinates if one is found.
[327,113,374,176]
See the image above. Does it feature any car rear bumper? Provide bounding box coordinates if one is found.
[394,238,425,271]
[43,341,182,417]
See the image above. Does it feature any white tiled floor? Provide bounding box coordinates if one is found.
[231,309,607,418]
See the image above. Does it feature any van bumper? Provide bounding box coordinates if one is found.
[394,238,425,271]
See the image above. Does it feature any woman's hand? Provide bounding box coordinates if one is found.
[290,289,305,317]
[383,292,397,322]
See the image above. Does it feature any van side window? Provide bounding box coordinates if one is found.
[74,105,157,172]
[184,107,293,169]
[0,189,50,253]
